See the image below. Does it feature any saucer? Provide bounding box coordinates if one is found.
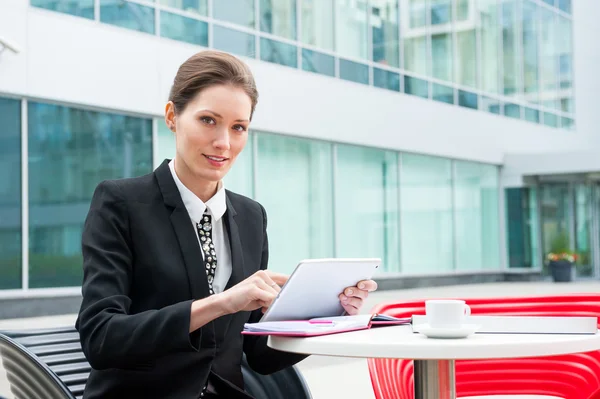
[413,323,481,339]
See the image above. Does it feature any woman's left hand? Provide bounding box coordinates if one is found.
[339,280,378,315]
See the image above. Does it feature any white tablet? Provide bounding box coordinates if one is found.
[260,258,381,322]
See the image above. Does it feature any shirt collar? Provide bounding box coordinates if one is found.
[168,160,227,223]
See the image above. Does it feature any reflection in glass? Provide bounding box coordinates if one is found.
[336,145,399,273]
[540,184,571,275]
[404,37,427,76]
[28,102,153,288]
[160,12,208,46]
[371,0,400,67]
[557,16,573,114]
[339,59,369,85]
[544,112,558,128]
[456,0,469,20]
[558,0,571,13]
[159,0,207,16]
[301,0,334,50]
[260,38,297,68]
[31,0,94,19]
[409,0,427,28]
[524,107,540,123]
[224,132,254,199]
[454,161,500,270]
[100,0,155,34]
[540,7,559,109]
[213,0,254,28]
[432,83,454,104]
[478,0,500,94]
[575,184,593,277]
[431,33,452,82]
[0,98,21,289]
[213,25,256,58]
[302,49,335,77]
[404,76,429,98]
[336,0,369,59]
[458,90,478,109]
[374,68,400,91]
[502,0,521,97]
[505,187,540,268]
[260,0,296,40]
[561,117,574,130]
[456,30,477,88]
[401,154,453,273]
[256,133,333,274]
[430,0,451,24]
[481,97,501,114]
[504,103,521,119]
[522,0,539,103]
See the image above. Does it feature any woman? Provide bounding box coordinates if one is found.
[76,50,377,399]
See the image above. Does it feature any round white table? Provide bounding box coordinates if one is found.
[268,325,600,399]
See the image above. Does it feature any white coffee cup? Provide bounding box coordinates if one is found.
[425,299,471,329]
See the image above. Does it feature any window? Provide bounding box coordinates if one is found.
[409,0,427,28]
[505,187,540,268]
[430,0,451,25]
[374,68,401,92]
[213,0,254,28]
[522,1,539,103]
[404,36,427,76]
[160,11,208,46]
[100,0,155,34]
[504,103,521,119]
[478,0,500,94]
[456,30,477,88]
[0,98,21,289]
[502,0,521,97]
[302,49,335,77]
[456,0,469,20]
[260,38,297,67]
[339,59,369,85]
[223,132,254,199]
[336,145,399,273]
[544,112,559,128]
[524,107,540,123]
[431,33,452,82]
[458,90,478,109]
[404,76,429,98]
[371,0,400,67]
[31,0,94,19]
[159,0,207,16]
[540,7,559,109]
[260,0,296,40]
[301,0,334,51]
[28,102,153,288]
[213,26,256,58]
[336,0,369,59]
[400,154,453,273]
[454,161,500,270]
[432,83,454,104]
[256,133,333,274]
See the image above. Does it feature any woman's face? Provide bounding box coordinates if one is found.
[166,84,251,185]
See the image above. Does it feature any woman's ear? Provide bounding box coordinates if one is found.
[165,101,176,132]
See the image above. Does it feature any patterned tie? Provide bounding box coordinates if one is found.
[197,212,217,295]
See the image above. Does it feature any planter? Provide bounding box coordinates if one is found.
[549,260,574,282]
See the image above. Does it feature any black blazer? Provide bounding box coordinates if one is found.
[76,159,306,399]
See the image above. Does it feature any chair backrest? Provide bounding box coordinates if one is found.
[0,326,312,399]
[368,294,600,399]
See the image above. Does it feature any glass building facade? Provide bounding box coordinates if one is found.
[31,0,574,129]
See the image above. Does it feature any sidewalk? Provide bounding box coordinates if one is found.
[1,281,599,398]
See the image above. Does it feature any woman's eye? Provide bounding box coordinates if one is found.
[233,125,247,132]
[200,116,216,125]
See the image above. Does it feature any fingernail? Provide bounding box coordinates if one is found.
[347,289,353,295]
[359,283,365,289]
[340,295,347,301]
[342,299,348,304]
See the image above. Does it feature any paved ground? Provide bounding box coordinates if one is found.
[1,280,599,399]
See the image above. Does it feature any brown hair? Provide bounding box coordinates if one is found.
[168,50,259,119]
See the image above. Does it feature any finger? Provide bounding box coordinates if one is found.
[253,288,277,308]
[356,279,378,292]
[344,286,368,299]
[256,279,280,296]
[339,294,363,310]
[342,303,360,315]
[266,271,289,287]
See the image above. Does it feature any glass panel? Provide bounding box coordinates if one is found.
[213,0,254,28]
[409,0,427,28]
[401,154,453,273]
[31,0,95,19]
[336,0,369,59]
[404,36,428,76]
[213,25,256,58]
[456,30,477,88]
[561,117,574,130]
[256,133,333,274]
[557,16,573,111]
[543,112,559,128]
[159,0,207,16]
[522,0,539,103]
[458,90,478,109]
[481,96,501,114]
[558,0,571,13]
[336,145,399,272]
[505,187,541,268]
[540,184,571,275]
[156,120,176,167]
[575,184,592,277]
[260,0,296,40]
[504,103,521,119]
[301,0,335,51]
[224,132,254,199]
[404,76,429,98]
[454,161,500,270]
[431,0,452,24]
[478,0,500,94]
[541,0,554,5]
[456,0,469,20]
[160,11,208,46]
[524,107,540,123]
[302,49,335,77]
[540,7,559,109]
[100,0,155,34]
[502,0,521,97]
[374,68,401,91]
[28,102,153,288]
[339,59,369,85]
[0,98,21,289]
[432,83,454,104]
[371,0,400,67]
[260,38,297,68]
[431,33,452,82]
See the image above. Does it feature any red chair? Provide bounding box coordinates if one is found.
[368,294,600,399]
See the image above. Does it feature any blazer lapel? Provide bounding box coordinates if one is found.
[155,160,210,299]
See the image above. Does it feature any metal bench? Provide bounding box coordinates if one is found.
[0,326,312,399]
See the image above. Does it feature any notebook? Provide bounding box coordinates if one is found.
[242,314,411,337]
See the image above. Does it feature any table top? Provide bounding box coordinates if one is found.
[267,325,600,360]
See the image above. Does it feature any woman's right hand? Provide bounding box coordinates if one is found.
[217,270,289,314]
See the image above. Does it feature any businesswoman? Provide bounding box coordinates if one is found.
[76,50,377,399]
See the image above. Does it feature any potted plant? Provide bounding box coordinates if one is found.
[546,233,578,282]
